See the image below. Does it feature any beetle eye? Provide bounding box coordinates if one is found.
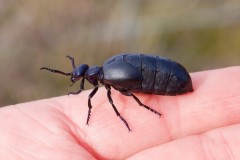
[71,77,76,83]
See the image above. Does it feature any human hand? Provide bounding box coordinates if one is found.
[1,67,240,160]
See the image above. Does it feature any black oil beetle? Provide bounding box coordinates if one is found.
[40,53,193,131]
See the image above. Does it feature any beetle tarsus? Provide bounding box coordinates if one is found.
[119,115,131,132]
[68,90,82,95]
[86,100,91,125]
[131,93,162,117]
[68,78,85,95]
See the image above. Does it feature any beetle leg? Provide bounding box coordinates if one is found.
[86,84,98,125]
[121,92,161,117]
[105,85,131,132]
[66,55,76,69]
[68,78,85,95]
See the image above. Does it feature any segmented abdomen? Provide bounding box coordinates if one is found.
[104,53,193,95]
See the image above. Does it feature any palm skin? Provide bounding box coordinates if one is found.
[1,67,240,160]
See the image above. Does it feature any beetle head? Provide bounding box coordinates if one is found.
[71,64,89,83]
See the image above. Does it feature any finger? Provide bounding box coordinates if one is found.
[127,123,240,160]
[0,103,96,160]
[56,66,240,159]
[166,66,240,137]
[17,66,239,159]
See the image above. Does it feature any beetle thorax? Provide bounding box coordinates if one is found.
[85,66,102,85]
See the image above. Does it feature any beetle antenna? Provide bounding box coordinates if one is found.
[66,55,76,69]
[40,67,71,76]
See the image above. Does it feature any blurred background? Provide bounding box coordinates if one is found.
[1,0,240,107]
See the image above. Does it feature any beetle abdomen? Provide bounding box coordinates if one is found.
[139,54,193,95]
[102,54,193,95]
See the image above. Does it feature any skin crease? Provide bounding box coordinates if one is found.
[0,67,240,160]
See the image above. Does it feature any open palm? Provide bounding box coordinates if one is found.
[1,67,240,160]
